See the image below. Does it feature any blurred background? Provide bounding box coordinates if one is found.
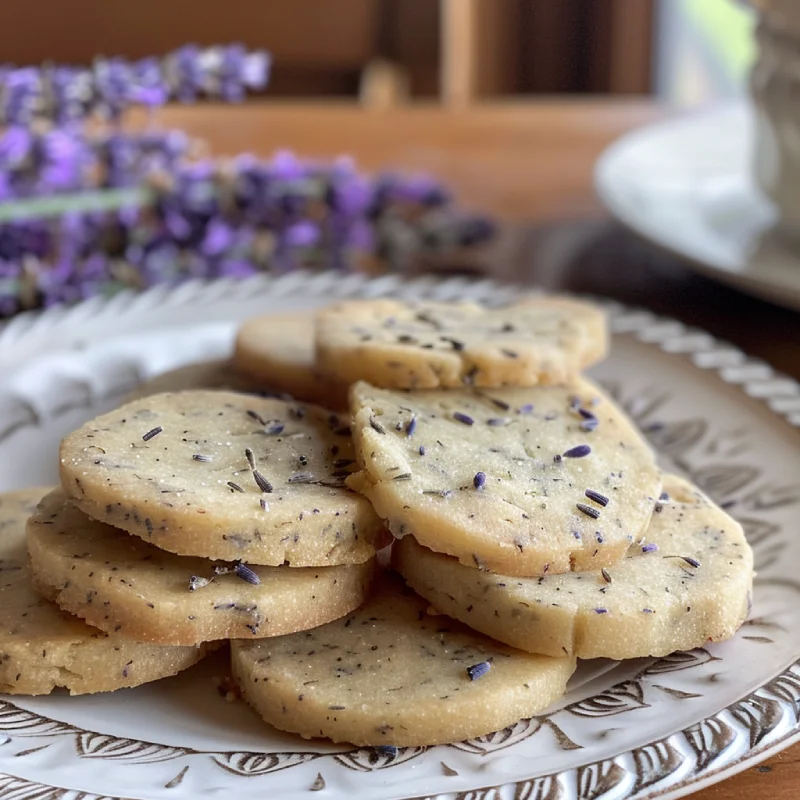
[7,0,800,391]
[0,0,755,104]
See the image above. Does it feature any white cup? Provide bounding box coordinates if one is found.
[751,1,800,232]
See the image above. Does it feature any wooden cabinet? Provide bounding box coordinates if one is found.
[0,0,654,101]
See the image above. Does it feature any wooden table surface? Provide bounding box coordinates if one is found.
[148,99,800,797]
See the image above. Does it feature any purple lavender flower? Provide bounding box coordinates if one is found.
[201,219,236,257]
[0,141,497,319]
[240,49,270,91]
[129,57,169,107]
[169,44,205,103]
[285,221,320,248]
[218,44,247,102]
[93,58,133,119]
[51,66,94,124]
[3,68,42,125]
[0,126,32,168]
[40,129,87,191]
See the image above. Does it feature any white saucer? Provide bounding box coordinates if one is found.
[595,102,800,311]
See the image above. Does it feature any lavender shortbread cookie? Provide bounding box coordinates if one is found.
[315,297,607,389]
[125,360,264,403]
[234,311,349,410]
[348,377,661,576]
[59,390,388,566]
[231,574,575,747]
[0,488,211,694]
[28,490,377,646]
[394,475,754,659]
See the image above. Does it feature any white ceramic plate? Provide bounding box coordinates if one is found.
[1,272,799,800]
[595,102,800,311]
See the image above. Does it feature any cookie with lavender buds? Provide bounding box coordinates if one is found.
[315,297,607,390]
[28,490,376,646]
[59,390,388,566]
[125,360,264,403]
[348,376,661,576]
[394,475,753,659]
[234,311,349,410]
[231,573,575,747]
[0,488,211,694]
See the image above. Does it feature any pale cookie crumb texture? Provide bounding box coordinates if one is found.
[124,360,266,403]
[234,311,349,409]
[0,488,210,695]
[348,376,661,576]
[28,490,377,646]
[394,475,754,659]
[315,297,607,389]
[231,574,575,747]
[59,390,388,566]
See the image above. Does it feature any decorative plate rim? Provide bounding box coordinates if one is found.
[1,271,799,800]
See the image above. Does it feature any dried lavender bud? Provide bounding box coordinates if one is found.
[562,445,591,458]
[452,412,474,426]
[193,454,212,462]
[142,426,162,442]
[375,745,398,757]
[234,562,261,585]
[584,489,609,507]
[576,502,600,519]
[641,543,658,554]
[601,568,612,583]
[473,471,486,490]
[466,661,491,680]
[253,470,273,493]
[405,417,417,437]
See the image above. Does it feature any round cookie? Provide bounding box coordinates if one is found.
[125,360,266,403]
[0,488,211,695]
[393,475,753,660]
[348,376,661,576]
[231,574,575,747]
[28,490,377,646]
[315,297,607,390]
[234,311,349,409]
[59,390,388,566]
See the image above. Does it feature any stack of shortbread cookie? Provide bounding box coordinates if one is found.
[6,296,753,751]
